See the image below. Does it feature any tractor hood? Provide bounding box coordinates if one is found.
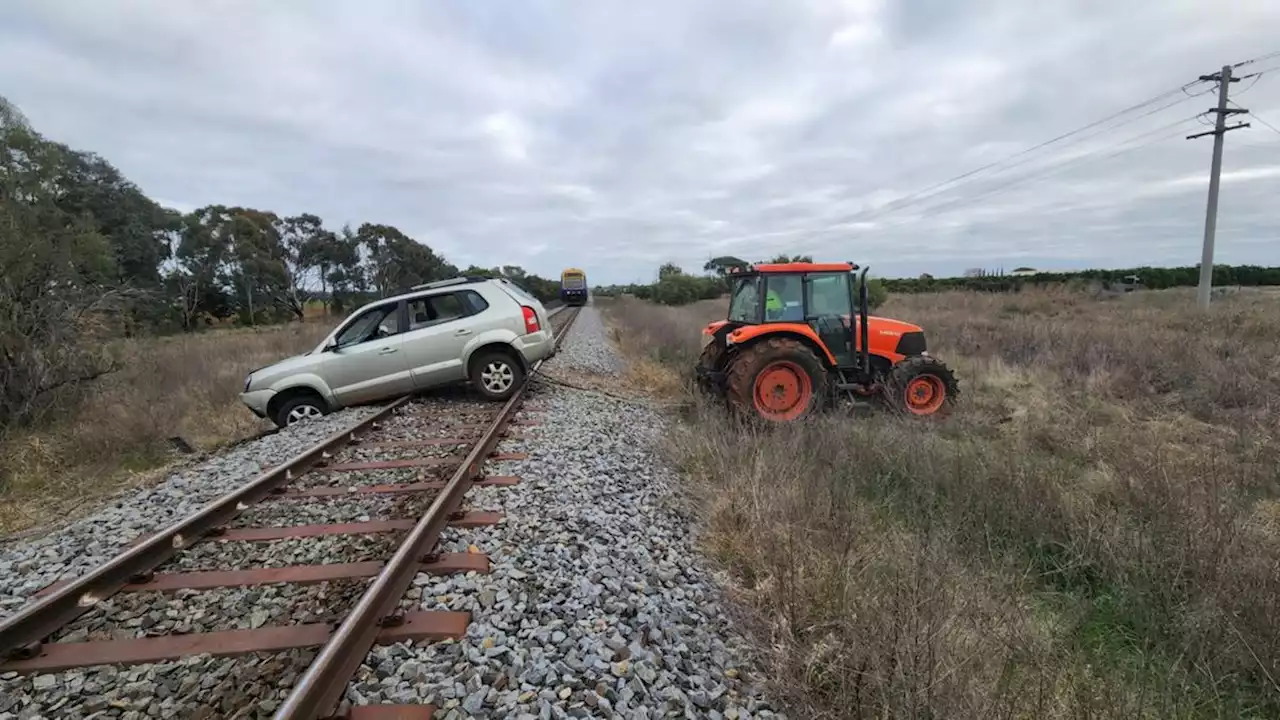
[861,315,923,336]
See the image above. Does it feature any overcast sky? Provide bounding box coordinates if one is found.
[3,1,1279,283]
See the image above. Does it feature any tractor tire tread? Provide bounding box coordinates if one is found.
[882,355,959,416]
[725,337,827,422]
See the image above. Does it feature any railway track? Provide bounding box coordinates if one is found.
[0,306,581,719]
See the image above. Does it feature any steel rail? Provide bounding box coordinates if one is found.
[274,306,580,719]
[0,395,414,659]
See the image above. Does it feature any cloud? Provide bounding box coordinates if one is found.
[2,0,1279,284]
[482,112,533,163]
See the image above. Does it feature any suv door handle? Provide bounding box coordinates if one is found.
[379,347,399,355]
[454,329,472,336]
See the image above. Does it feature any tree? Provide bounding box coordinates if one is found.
[461,265,501,278]
[0,109,122,427]
[278,213,333,320]
[57,150,176,289]
[703,256,748,275]
[170,206,235,330]
[324,225,366,313]
[357,224,454,296]
[227,208,288,325]
[767,254,813,264]
[658,262,684,280]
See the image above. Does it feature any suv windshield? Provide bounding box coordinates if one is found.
[728,276,760,323]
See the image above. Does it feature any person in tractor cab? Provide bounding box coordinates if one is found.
[765,275,804,322]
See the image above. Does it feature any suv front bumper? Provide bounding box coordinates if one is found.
[240,389,275,419]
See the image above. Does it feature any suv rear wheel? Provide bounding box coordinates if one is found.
[470,350,525,401]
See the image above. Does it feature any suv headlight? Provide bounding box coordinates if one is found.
[244,374,253,392]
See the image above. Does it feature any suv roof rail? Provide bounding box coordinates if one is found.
[410,276,486,291]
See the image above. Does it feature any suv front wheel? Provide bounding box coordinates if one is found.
[470,350,526,401]
[274,393,329,428]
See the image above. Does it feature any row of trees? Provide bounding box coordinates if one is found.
[0,95,559,429]
[166,212,463,330]
[592,254,888,309]
[883,264,1280,294]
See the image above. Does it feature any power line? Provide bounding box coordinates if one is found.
[825,80,1214,227]
[1232,72,1267,96]
[879,116,1201,225]
[1229,99,1280,136]
[1232,49,1280,68]
[1248,111,1280,136]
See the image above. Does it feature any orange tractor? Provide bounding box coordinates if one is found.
[694,262,958,421]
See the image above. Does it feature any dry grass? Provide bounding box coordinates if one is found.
[0,321,333,533]
[601,288,1280,719]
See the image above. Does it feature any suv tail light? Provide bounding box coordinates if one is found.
[522,306,540,334]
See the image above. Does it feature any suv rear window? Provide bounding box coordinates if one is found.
[461,290,489,314]
[496,279,538,305]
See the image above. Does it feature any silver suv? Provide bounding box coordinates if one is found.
[241,277,557,427]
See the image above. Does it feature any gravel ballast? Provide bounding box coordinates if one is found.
[357,305,781,719]
[0,305,780,719]
[0,406,380,618]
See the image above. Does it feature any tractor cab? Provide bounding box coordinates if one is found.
[697,262,958,422]
[721,263,861,367]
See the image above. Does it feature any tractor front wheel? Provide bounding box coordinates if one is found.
[883,355,959,417]
[726,338,827,422]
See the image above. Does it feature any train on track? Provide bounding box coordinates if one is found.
[559,267,588,306]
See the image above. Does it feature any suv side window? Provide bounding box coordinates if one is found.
[335,303,401,347]
[406,292,474,330]
[461,290,489,315]
[429,293,467,322]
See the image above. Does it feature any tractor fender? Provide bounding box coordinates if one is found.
[702,320,731,337]
[724,324,838,367]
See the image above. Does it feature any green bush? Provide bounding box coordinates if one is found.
[858,277,889,311]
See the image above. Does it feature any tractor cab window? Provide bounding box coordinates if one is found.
[805,273,852,318]
[806,272,854,366]
[764,275,804,322]
[728,277,761,323]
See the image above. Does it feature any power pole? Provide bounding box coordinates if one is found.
[1186,65,1250,309]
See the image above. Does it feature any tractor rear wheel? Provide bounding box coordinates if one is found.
[726,338,827,422]
[883,355,959,417]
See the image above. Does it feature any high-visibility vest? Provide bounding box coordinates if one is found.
[766,290,783,313]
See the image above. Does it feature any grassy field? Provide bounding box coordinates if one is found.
[0,321,334,534]
[599,288,1280,720]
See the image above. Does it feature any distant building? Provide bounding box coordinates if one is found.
[1010,267,1038,277]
